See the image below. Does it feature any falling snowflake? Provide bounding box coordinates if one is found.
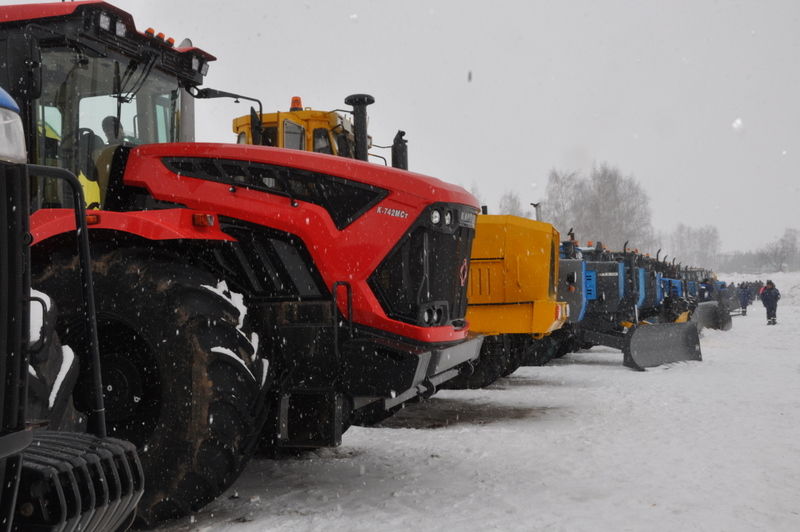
[731,117,743,132]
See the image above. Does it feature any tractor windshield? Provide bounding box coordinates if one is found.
[32,46,183,190]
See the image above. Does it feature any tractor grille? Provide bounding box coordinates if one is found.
[216,218,329,300]
[368,203,477,328]
[16,431,143,532]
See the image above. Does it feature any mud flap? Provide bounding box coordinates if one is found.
[691,301,732,331]
[623,322,702,371]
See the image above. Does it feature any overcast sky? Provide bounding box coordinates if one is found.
[8,0,800,252]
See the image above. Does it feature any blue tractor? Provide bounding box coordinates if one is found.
[547,237,701,371]
[1,86,142,531]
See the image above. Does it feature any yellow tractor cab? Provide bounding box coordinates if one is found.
[232,94,409,169]
[232,96,359,157]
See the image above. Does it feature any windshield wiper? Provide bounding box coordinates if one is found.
[114,53,156,104]
[112,54,156,138]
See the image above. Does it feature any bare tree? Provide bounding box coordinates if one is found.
[668,224,721,269]
[595,164,654,250]
[782,228,799,269]
[760,228,799,272]
[718,228,799,273]
[540,169,580,235]
[540,164,654,250]
[469,181,485,208]
[498,190,532,218]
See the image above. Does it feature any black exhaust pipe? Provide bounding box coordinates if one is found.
[344,94,374,162]
[391,130,408,170]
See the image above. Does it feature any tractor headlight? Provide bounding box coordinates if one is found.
[430,209,441,225]
[0,107,27,164]
[98,12,112,31]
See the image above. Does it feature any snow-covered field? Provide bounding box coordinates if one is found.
[160,273,800,532]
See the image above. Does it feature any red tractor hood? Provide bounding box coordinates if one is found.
[129,143,478,208]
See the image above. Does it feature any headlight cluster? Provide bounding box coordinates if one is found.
[0,107,27,164]
[98,11,127,38]
[422,307,445,325]
[429,208,455,226]
[191,55,210,76]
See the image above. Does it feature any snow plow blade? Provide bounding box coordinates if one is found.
[690,301,732,331]
[623,323,702,371]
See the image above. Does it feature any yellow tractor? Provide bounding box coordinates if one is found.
[232,94,409,168]
[232,96,356,156]
[444,214,569,389]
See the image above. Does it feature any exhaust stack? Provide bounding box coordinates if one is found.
[344,93,375,162]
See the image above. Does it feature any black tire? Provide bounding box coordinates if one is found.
[441,335,514,389]
[552,339,572,359]
[523,336,559,366]
[500,335,529,376]
[32,247,270,527]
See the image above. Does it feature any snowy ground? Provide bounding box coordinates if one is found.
[160,273,800,532]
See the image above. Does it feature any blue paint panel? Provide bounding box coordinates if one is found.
[654,274,663,304]
[673,280,684,297]
[577,261,588,321]
[658,277,672,299]
[687,281,697,297]
[636,267,646,308]
[661,277,685,298]
[0,87,19,113]
[584,269,597,301]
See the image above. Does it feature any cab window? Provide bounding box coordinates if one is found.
[32,46,183,209]
[283,120,305,150]
[313,128,333,154]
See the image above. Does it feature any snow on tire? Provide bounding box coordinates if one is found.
[32,247,270,527]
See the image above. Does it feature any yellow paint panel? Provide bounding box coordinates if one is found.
[467,214,565,335]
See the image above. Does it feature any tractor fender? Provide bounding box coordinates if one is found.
[30,208,235,245]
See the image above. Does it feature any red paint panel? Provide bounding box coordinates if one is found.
[30,208,235,245]
[125,144,478,343]
[0,1,99,23]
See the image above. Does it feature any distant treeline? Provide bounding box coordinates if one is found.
[471,163,798,273]
[716,229,799,273]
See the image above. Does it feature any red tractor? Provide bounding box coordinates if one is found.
[1,1,482,525]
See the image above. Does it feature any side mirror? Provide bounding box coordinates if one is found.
[191,87,263,145]
[1,34,42,99]
[391,130,408,170]
[250,106,262,145]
